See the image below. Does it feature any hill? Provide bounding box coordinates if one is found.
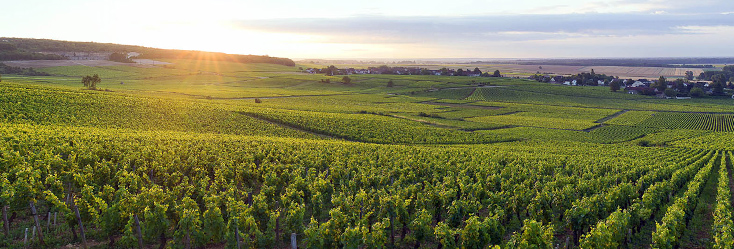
[0,37,295,66]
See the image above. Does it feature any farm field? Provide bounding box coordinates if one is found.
[4,58,734,249]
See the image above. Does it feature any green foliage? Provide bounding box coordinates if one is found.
[508,219,554,249]
[245,108,512,144]
[580,209,630,248]
[690,87,705,97]
[651,151,717,248]
[664,88,677,98]
[119,215,139,248]
[712,152,733,249]
[7,57,734,249]
[202,199,225,244]
[81,74,101,90]
[435,221,458,249]
[610,80,621,92]
[636,113,734,132]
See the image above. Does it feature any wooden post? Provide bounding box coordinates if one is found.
[275,215,280,243]
[134,214,144,249]
[2,205,9,237]
[234,218,242,249]
[291,233,297,249]
[74,204,88,249]
[185,230,191,249]
[46,212,51,233]
[29,201,45,245]
[24,228,28,247]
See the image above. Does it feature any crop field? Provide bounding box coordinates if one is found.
[3,59,734,249]
[578,66,704,78]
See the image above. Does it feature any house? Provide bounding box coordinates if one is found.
[626,86,653,95]
[631,81,647,87]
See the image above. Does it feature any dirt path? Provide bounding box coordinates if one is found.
[226,93,355,100]
[236,112,340,141]
[420,101,504,110]
[583,124,604,132]
[595,109,629,123]
[387,114,459,129]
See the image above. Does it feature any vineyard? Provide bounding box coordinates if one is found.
[2,59,734,248]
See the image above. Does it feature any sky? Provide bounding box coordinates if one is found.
[2,0,733,59]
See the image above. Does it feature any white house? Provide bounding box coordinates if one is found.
[631,81,647,87]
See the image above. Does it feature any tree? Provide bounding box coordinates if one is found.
[655,76,667,92]
[324,65,337,76]
[685,71,695,80]
[82,74,101,90]
[439,67,450,76]
[493,70,501,77]
[456,69,464,76]
[473,67,482,75]
[690,87,705,97]
[609,80,621,92]
[387,79,394,87]
[664,88,677,98]
[712,74,726,95]
[674,79,687,93]
[342,76,351,84]
[590,68,595,76]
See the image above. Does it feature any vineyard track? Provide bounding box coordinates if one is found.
[227,93,356,100]
[678,159,719,248]
[595,109,629,123]
[404,85,507,96]
[237,111,519,145]
[387,114,461,129]
[465,87,478,99]
[420,101,504,110]
[236,112,341,141]
[582,124,604,132]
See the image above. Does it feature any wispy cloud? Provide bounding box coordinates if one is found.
[233,13,734,43]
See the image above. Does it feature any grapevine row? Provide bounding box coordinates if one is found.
[713,151,734,248]
[578,150,716,247]
[650,151,719,248]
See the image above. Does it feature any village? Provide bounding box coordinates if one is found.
[304,65,733,99]
[303,65,501,77]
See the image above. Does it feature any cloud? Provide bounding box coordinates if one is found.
[233,13,734,44]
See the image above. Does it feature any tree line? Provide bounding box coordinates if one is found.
[0,63,51,76]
